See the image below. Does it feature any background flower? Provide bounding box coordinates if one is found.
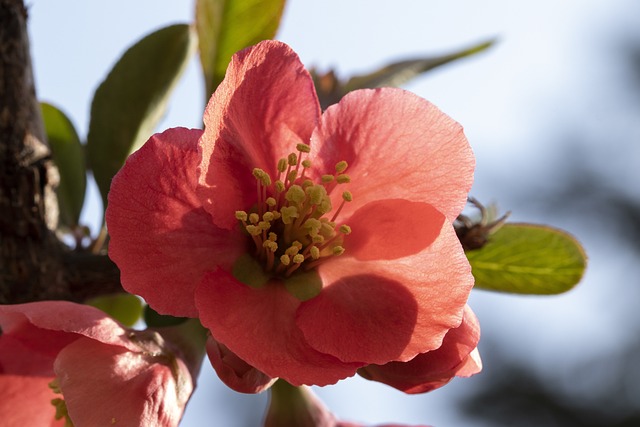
[0,301,198,427]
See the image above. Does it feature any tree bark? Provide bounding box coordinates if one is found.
[0,0,121,304]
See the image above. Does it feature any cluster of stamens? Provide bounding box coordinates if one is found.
[236,143,352,277]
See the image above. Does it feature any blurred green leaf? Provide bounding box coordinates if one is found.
[41,102,86,227]
[86,24,197,208]
[195,0,286,98]
[313,39,495,109]
[467,223,587,295]
[144,305,188,328]
[87,293,143,327]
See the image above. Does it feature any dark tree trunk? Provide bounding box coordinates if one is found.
[0,0,121,304]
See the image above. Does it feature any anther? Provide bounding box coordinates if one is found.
[277,158,288,173]
[296,143,311,153]
[245,225,261,236]
[331,191,352,222]
[258,221,271,231]
[310,246,320,259]
[340,224,352,234]
[280,206,299,224]
[285,185,306,205]
[263,212,275,222]
[252,168,272,186]
[303,218,322,236]
[263,240,278,252]
[306,185,326,205]
[336,174,350,184]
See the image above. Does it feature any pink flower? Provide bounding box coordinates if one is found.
[0,301,197,427]
[107,40,477,389]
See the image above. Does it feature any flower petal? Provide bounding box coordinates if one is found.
[198,40,321,229]
[0,302,133,376]
[107,127,244,317]
[56,337,193,427]
[195,269,363,386]
[345,199,445,261]
[296,273,418,365]
[205,336,276,394]
[310,88,474,222]
[298,218,472,364]
[357,306,481,394]
[0,375,64,426]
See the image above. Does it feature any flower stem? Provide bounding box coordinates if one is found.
[263,380,334,427]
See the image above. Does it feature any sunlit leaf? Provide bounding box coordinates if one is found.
[195,0,286,98]
[86,24,197,208]
[87,293,144,327]
[41,102,86,227]
[313,39,495,109]
[467,223,587,295]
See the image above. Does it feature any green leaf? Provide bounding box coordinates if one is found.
[345,39,495,91]
[195,0,286,97]
[86,24,197,208]
[467,223,587,295]
[313,39,496,109]
[87,293,144,327]
[144,305,188,328]
[41,102,86,227]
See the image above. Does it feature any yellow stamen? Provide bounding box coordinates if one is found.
[296,143,311,153]
[336,174,350,184]
[330,191,352,222]
[234,145,354,286]
[321,174,334,184]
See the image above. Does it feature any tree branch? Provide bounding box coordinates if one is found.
[0,0,122,304]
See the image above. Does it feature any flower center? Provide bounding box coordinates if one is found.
[235,143,352,282]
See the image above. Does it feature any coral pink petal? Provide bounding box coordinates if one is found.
[0,314,76,376]
[310,88,474,222]
[456,347,483,377]
[107,127,244,318]
[298,219,472,365]
[345,199,445,261]
[195,269,363,386]
[357,306,481,394]
[55,337,192,427]
[0,302,134,376]
[296,273,419,365]
[198,40,321,229]
[205,336,276,394]
[1,375,63,426]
